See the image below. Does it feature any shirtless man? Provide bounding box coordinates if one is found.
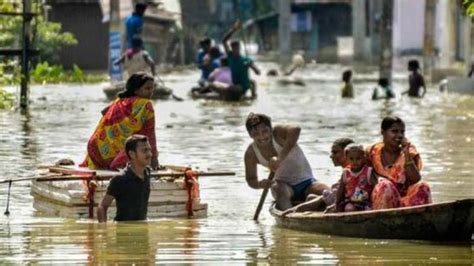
[244,113,328,211]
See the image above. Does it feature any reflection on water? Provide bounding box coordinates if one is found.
[0,64,473,263]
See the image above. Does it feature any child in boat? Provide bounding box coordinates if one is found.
[403,59,426,97]
[335,144,377,212]
[372,78,395,100]
[341,70,354,98]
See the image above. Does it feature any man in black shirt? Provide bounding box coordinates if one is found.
[97,134,154,222]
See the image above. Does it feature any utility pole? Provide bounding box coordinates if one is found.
[20,0,33,109]
[379,0,393,85]
[423,0,436,83]
[278,0,291,67]
[368,0,382,64]
[352,0,366,62]
[463,13,472,76]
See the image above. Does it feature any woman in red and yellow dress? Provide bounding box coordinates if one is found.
[367,116,432,209]
[81,72,158,170]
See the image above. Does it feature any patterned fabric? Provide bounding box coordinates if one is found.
[371,179,432,209]
[368,142,432,209]
[342,165,374,209]
[80,97,157,169]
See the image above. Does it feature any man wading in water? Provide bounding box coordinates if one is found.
[244,113,328,210]
[97,135,153,222]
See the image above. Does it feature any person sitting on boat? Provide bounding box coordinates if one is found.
[372,78,395,100]
[367,116,432,209]
[334,144,377,212]
[114,37,156,79]
[196,57,242,101]
[81,72,159,170]
[244,113,329,211]
[341,70,354,98]
[125,3,147,49]
[197,37,211,83]
[402,60,426,97]
[223,20,261,100]
[97,134,153,222]
[281,138,354,214]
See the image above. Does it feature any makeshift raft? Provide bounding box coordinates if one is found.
[103,81,172,100]
[270,199,474,241]
[31,165,211,219]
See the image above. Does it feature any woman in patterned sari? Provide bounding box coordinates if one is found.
[367,116,431,209]
[81,72,158,170]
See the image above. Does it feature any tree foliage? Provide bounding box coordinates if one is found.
[0,2,78,64]
[465,0,474,17]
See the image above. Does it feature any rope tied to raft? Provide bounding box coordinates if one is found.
[81,173,97,219]
[184,169,200,217]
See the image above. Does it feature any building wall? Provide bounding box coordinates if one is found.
[49,2,109,70]
[393,0,425,55]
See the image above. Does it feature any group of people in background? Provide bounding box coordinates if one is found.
[195,21,261,101]
[341,59,427,100]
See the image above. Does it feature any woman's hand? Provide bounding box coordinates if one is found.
[401,138,413,156]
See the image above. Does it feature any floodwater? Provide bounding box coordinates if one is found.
[0,64,473,264]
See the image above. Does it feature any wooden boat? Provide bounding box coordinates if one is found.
[189,87,253,101]
[445,77,474,95]
[276,77,306,86]
[30,165,211,220]
[103,80,172,100]
[270,199,473,241]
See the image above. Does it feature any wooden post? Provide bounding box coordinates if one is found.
[352,0,367,62]
[379,0,393,85]
[20,0,32,109]
[423,0,436,83]
[278,0,291,67]
[368,0,382,64]
[108,0,123,82]
[464,14,472,76]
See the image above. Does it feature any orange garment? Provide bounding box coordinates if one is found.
[367,142,432,209]
[80,97,157,170]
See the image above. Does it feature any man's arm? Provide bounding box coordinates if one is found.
[245,146,272,189]
[273,124,301,161]
[222,20,241,54]
[249,62,261,75]
[420,75,427,97]
[335,175,345,212]
[114,54,126,66]
[97,194,114,223]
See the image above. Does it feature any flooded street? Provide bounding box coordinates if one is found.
[0,64,473,264]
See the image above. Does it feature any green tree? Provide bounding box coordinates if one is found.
[0,2,78,64]
[465,0,474,16]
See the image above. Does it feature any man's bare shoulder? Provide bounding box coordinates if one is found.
[244,143,256,160]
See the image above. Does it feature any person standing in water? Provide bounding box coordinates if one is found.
[341,70,354,98]
[403,60,426,97]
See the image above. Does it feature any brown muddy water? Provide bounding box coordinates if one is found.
[0,64,473,264]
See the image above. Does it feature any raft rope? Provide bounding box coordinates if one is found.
[184,169,200,217]
[4,180,12,216]
[81,173,97,219]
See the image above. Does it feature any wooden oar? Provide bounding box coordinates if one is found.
[155,76,184,101]
[253,172,275,221]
